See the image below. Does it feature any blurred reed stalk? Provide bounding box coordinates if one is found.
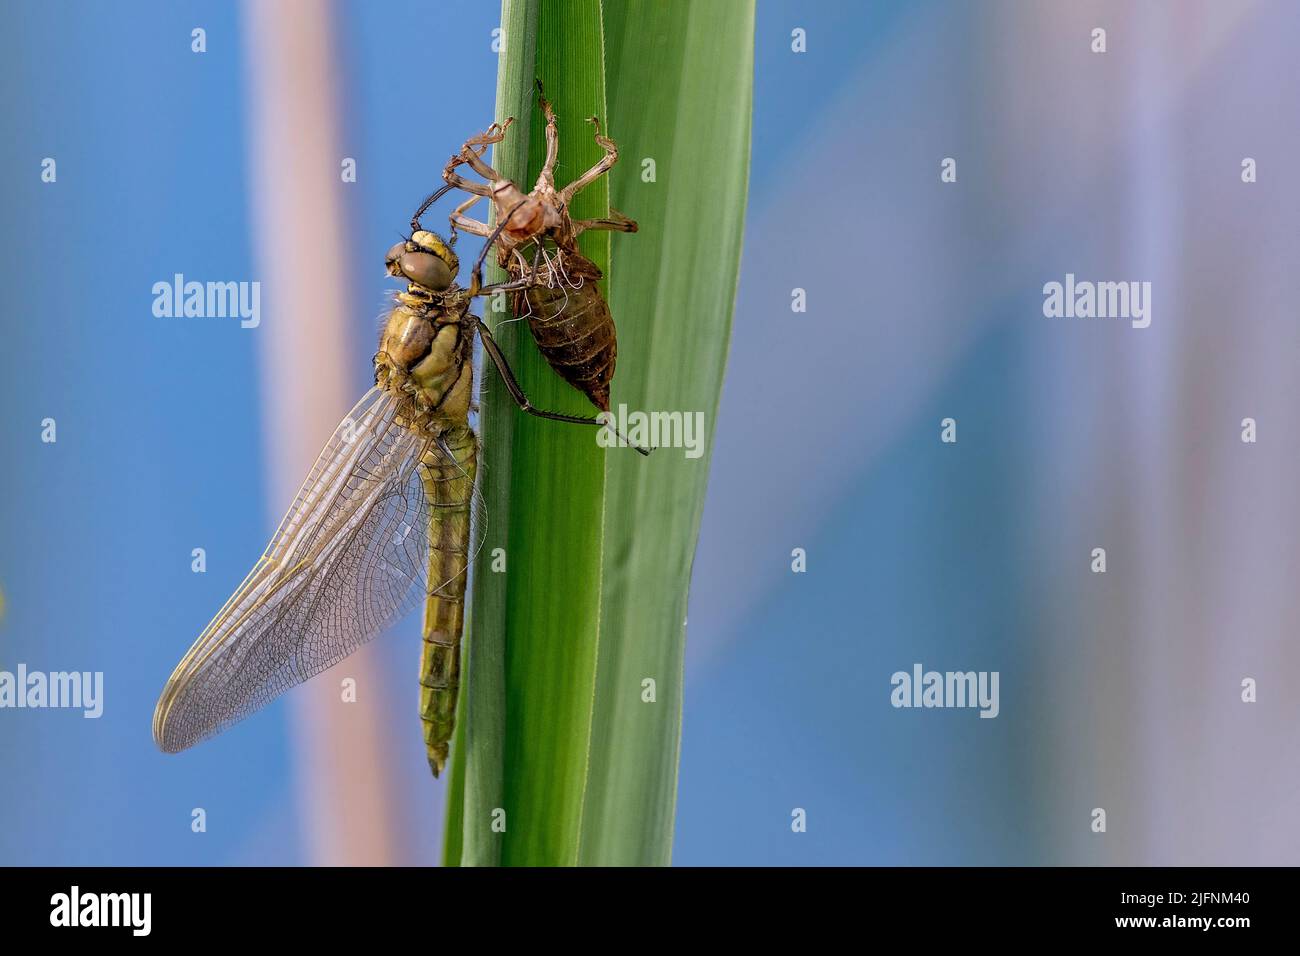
[242,0,402,866]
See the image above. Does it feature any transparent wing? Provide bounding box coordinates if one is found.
[154,387,436,753]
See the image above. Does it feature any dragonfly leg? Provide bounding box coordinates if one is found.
[443,168,492,198]
[534,83,560,190]
[558,115,620,205]
[573,207,639,238]
[465,243,541,306]
[472,274,533,296]
[449,194,492,241]
[458,118,513,180]
[411,136,499,232]
[410,182,455,233]
[476,319,651,455]
[467,199,531,296]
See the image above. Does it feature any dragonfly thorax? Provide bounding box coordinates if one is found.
[375,301,474,433]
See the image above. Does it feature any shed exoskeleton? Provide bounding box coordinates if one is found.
[415,84,638,415]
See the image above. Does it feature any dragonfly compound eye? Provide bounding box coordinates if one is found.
[398,251,453,291]
[384,241,409,275]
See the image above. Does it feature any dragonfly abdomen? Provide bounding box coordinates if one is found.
[417,425,477,778]
[518,252,617,412]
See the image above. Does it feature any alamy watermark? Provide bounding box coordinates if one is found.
[597,405,707,459]
[0,664,103,718]
[1043,273,1151,329]
[890,663,999,718]
[50,886,150,936]
[152,274,260,328]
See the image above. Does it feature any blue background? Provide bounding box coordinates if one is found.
[4,0,1299,865]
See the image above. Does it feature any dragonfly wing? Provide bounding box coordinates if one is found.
[153,387,433,753]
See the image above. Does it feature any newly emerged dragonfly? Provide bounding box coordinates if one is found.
[152,198,633,777]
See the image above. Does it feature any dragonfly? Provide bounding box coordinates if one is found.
[152,197,629,777]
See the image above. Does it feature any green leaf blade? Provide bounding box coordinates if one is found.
[501,0,613,868]
[454,0,538,869]
[579,0,756,866]
[452,0,754,867]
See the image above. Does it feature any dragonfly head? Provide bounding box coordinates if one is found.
[385,230,459,292]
